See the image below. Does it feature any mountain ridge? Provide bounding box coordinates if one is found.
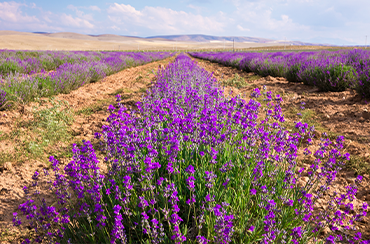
[26,31,326,46]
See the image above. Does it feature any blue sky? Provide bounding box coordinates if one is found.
[0,0,368,45]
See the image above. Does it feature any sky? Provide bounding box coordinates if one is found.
[0,0,369,45]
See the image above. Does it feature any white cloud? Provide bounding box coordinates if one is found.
[0,1,99,33]
[237,25,250,31]
[107,3,225,34]
[234,2,309,32]
[60,13,94,29]
[1,0,369,45]
[0,2,39,23]
[228,0,370,44]
[187,4,202,14]
[110,25,121,31]
[89,6,101,12]
[67,5,94,21]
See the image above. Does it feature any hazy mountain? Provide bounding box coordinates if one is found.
[146,34,326,46]
[34,32,170,43]
[28,32,325,46]
[146,34,274,43]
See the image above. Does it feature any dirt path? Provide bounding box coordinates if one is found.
[0,56,176,243]
[192,57,370,241]
[1,54,369,242]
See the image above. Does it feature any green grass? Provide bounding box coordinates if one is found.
[247,74,262,81]
[109,88,125,96]
[0,98,75,164]
[345,154,370,176]
[26,98,74,159]
[138,87,147,93]
[221,74,248,88]
[284,107,326,133]
[75,97,116,116]
[109,88,135,97]
[0,151,14,167]
[135,75,144,84]
[0,130,9,140]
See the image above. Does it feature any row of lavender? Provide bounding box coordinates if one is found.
[0,50,172,76]
[0,50,174,109]
[189,50,370,98]
[13,54,368,243]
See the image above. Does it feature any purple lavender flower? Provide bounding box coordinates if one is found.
[251,88,261,98]
[186,175,196,190]
[185,164,195,174]
[111,205,127,244]
[204,171,217,188]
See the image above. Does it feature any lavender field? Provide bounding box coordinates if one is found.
[189,50,370,98]
[0,50,174,109]
[11,54,369,243]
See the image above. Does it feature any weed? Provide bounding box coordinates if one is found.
[0,130,9,140]
[135,75,144,83]
[75,98,115,116]
[284,106,326,132]
[248,74,261,81]
[109,88,124,96]
[345,155,370,176]
[0,151,14,167]
[357,136,369,143]
[109,88,134,97]
[222,73,248,88]
[138,87,147,93]
[0,98,75,163]
[20,98,73,159]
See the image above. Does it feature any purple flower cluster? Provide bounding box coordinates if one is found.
[189,50,370,97]
[0,50,175,108]
[0,89,6,109]
[12,54,369,243]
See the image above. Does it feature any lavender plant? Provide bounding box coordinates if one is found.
[0,50,175,108]
[13,54,369,244]
[0,89,7,109]
[189,50,370,96]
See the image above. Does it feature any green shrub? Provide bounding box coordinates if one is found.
[285,64,301,83]
[0,61,23,76]
[302,64,357,92]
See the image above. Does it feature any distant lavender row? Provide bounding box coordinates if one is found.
[0,49,100,76]
[12,54,369,243]
[0,50,172,77]
[189,50,370,98]
[0,51,174,109]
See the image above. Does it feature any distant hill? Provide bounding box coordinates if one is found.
[0,30,334,50]
[32,32,171,43]
[146,34,325,46]
[146,34,273,43]
[25,31,326,46]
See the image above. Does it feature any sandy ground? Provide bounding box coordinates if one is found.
[0,30,291,51]
[0,54,369,243]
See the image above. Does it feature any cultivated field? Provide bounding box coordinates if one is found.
[0,31,322,51]
[0,49,369,244]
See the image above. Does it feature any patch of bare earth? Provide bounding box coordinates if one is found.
[0,56,175,243]
[193,58,370,241]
